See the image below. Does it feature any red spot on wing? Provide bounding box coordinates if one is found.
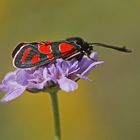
[38,44,52,54]
[21,48,32,63]
[47,53,54,59]
[31,55,40,64]
[59,43,74,53]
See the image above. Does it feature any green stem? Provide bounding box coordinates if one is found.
[49,89,61,140]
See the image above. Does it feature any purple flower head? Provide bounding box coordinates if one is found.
[0,52,103,102]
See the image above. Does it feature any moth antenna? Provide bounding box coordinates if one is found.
[89,43,132,53]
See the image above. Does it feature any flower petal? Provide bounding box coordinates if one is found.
[16,70,30,86]
[27,81,46,90]
[43,68,48,80]
[2,71,16,86]
[90,52,98,60]
[58,77,78,92]
[77,52,104,76]
[76,74,90,80]
[0,85,26,103]
[80,61,104,76]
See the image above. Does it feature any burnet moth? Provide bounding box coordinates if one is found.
[12,37,132,68]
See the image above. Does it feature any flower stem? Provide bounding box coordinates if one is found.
[49,89,61,140]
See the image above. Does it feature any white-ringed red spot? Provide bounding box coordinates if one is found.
[47,53,54,59]
[59,43,74,53]
[38,44,52,54]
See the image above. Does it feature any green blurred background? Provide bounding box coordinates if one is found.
[0,0,139,140]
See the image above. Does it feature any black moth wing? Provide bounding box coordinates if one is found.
[13,43,52,68]
[12,42,41,58]
[13,40,83,69]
